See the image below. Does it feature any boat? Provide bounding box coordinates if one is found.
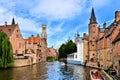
[90,69,104,80]
[60,62,65,66]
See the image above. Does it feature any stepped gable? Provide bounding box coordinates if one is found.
[112,32,120,43]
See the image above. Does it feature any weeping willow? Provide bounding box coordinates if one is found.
[0,32,14,68]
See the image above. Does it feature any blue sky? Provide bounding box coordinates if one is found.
[0,0,120,48]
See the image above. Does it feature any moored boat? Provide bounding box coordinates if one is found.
[90,69,104,80]
[60,62,65,66]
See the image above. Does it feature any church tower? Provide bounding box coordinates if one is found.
[88,8,99,61]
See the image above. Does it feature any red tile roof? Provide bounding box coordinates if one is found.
[25,36,41,44]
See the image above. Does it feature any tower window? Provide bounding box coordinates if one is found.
[19,43,21,48]
[16,34,19,38]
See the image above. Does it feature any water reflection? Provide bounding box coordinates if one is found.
[0,61,91,80]
[46,61,91,80]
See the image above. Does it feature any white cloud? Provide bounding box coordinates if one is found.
[1,0,115,48]
[0,7,14,24]
[16,17,40,33]
[0,7,41,38]
[47,21,64,37]
[31,0,86,21]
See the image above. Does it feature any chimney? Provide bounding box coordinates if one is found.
[115,11,120,22]
[83,33,86,39]
[103,22,106,29]
[4,21,7,27]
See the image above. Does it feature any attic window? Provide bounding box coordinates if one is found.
[0,29,2,32]
[8,28,11,32]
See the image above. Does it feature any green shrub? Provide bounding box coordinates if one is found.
[46,56,55,62]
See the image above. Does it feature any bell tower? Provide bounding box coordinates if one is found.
[88,8,99,61]
[41,24,47,39]
[41,24,47,61]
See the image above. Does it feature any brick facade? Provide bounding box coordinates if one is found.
[0,20,25,56]
[47,47,58,57]
[25,24,47,62]
[87,9,120,76]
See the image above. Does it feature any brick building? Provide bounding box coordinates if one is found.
[87,8,120,76]
[24,24,47,62]
[88,8,99,63]
[47,46,58,58]
[0,18,25,57]
[0,18,47,66]
[83,33,89,64]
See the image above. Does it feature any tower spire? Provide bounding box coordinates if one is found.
[89,8,97,24]
[12,17,15,25]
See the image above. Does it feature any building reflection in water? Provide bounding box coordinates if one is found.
[0,61,91,80]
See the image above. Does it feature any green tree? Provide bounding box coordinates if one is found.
[58,40,77,59]
[0,32,14,68]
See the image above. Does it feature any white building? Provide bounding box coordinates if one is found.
[74,34,84,64]
[67,33,84,65]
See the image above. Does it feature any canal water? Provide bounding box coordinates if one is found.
[0,61,91,80]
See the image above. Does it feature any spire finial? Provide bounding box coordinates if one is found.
[89,8,97,24]
[12,17,15,25]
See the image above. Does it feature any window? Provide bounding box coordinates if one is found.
[15,50,18,55]
[16,34,19,38]
[0,29,2,32]
[93,25,95,27]
[19,43,21,48]
[8,28,11,32]
[76,55,77,58]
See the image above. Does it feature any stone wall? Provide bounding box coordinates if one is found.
[14,59,30,67]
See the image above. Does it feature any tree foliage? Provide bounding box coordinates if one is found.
[0,32,14,68]
[58,40,77,59]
